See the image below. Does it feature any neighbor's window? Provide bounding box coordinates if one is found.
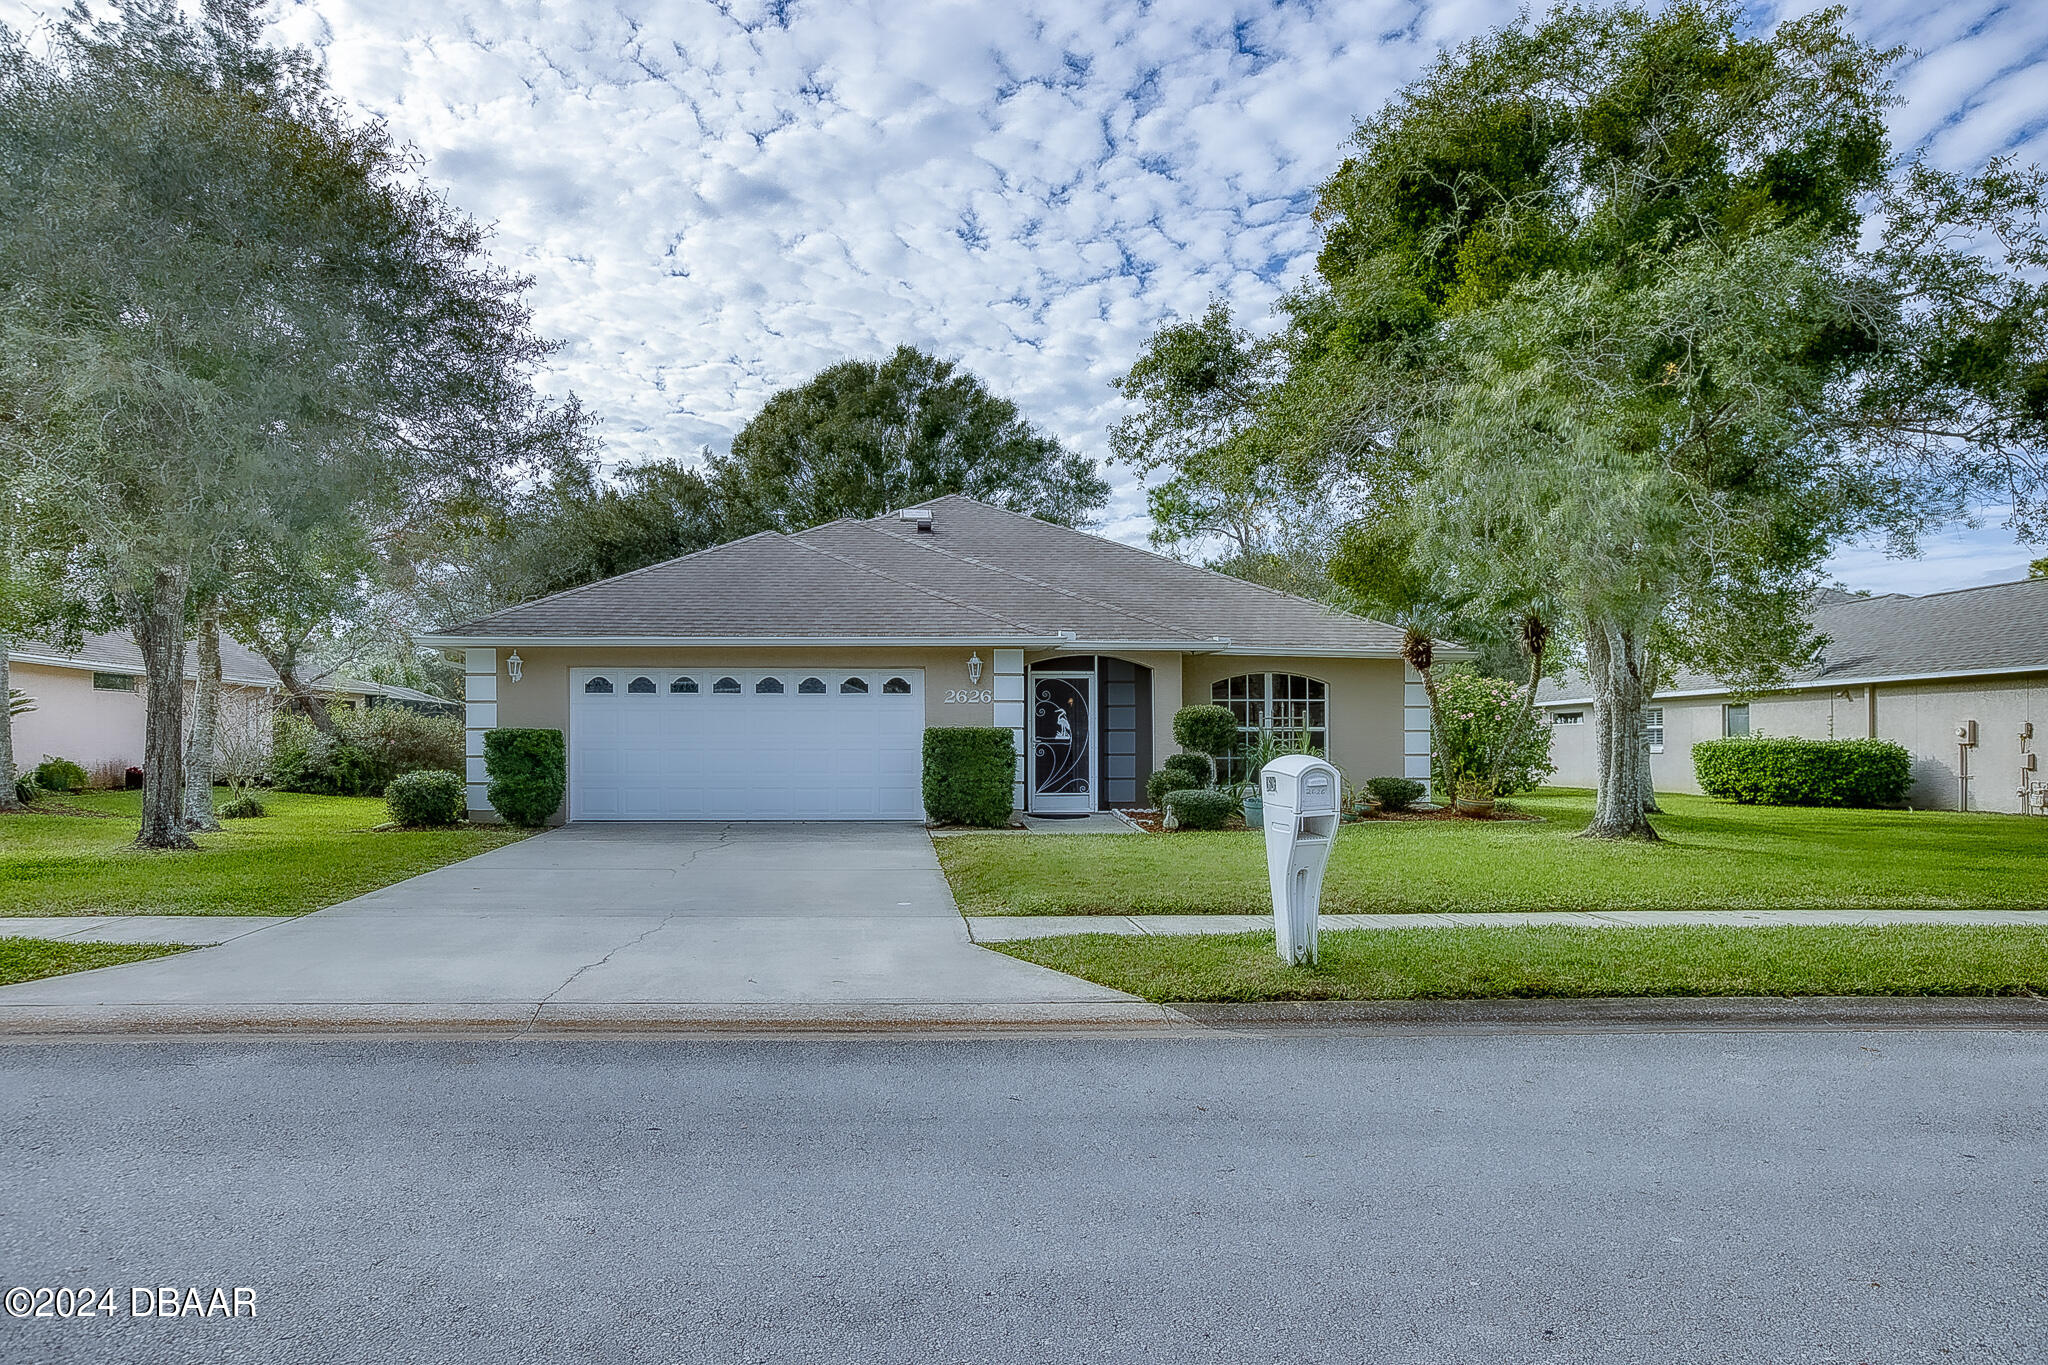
[1210,673,1327,782]
[1645,707,1664,752]
[1552,712,1583,726]
[92,672,136,692]
[1723,703,1750,737]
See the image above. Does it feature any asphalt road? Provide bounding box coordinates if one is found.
[3,1029,2043,1364]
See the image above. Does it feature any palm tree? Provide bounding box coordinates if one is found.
[7,688,32,718]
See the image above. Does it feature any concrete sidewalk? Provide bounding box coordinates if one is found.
[966,907,2048,941]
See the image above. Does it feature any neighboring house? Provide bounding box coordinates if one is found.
[1538,579,2048,814]
[420,495,1440,823]
[6,632,456,782]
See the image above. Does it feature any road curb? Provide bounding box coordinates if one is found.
[1170,995,2048,1029]
[1,995,2044,1037]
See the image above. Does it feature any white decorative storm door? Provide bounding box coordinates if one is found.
[1029,669,1094,814]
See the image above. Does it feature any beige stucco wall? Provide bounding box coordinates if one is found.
[465,645,1413,819]
[1543,672,2048,813]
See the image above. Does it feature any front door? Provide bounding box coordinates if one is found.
[1029,671,1094,814]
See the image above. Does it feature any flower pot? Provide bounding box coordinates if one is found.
[1241,794,1263,827]
[1454,794,1496,817]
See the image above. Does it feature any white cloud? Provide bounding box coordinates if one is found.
[2,0,2041,578]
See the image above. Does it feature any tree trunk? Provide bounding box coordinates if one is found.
[183,606,223,832]
[260,645,335,735]
[119,569,198,850]
[1583,612,1659,841]
[0,639,19,813]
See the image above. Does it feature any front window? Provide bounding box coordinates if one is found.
[1210,673,1328,783]
[1724,703,1750,738]
[1645,707,1664,752]
[1552,712,1583,726]
[92,672,136,692]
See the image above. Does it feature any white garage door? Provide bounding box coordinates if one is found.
[568,667,925,821]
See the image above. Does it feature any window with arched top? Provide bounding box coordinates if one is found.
[712,676,741,694]
[839,677,868,694]
[882,676,912,695]
[627,676,656,694]
[1210,672,1328,782]
[670,677,698,694]
[583,676,614,694]
[798,677,827,694]
[755,677,784,694]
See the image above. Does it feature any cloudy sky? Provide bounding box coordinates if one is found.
[9,0,2045,591]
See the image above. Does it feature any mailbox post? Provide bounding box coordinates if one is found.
[1261,754,1340,965]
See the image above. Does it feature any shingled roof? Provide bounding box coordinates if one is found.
[427,494,1410,657]
[1539,576,2048,703]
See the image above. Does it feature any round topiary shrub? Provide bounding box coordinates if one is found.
[1172,705,1239,760]
[1365,776,1425,812]
[484,729,565,828]
[218,790,267,819]
[33,757,88,793]
[922,727,1015,827]
[385,769,466,828]
[1146,767,1200,810]
[1163,787,1237,831]
[1163,752,1212,786]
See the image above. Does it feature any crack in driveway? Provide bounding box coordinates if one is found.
[519,825,731,1033]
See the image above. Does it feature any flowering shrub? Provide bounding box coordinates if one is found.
[1430,667,1555,800]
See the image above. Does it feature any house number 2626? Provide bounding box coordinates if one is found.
[945,689,993,704]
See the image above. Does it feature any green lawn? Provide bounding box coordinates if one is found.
[937,789,2048,915]
[0,791,527,917]
[992,925,2048,1002]
[0,935,192,986]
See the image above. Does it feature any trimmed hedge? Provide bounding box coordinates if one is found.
[1146,767,1201,810]
[1172,705,1239,759]
[484,729,565,828]
[923,727,1015,827]
[1692,736,1913,808]
[1163,752,1213,785]
[1365,776,1425,812]
[386,769,466,828]
[1163,787,1237,831]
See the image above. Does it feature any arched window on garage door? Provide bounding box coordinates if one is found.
[1210,672,1328,783]
[583,676,614,694]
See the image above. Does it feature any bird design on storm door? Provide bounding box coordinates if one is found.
[1033,678,1091,796]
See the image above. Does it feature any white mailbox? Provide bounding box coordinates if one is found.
[1261,754,1340,965]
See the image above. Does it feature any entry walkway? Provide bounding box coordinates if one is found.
[0,824,1148,1030]
[967,908,2048,941]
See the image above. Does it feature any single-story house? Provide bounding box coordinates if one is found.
[420,495,1436,823]
[1537,579,2048,814]
[6,632,455,784]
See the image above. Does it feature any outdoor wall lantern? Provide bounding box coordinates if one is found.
[967,652,982,685]
[506,651,523,683]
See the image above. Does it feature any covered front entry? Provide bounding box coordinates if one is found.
[568,667,924,820]
[1026,656,1151,812]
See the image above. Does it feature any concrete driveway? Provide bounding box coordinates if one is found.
[0,824,1145,1028]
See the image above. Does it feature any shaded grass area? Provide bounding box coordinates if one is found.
[940,789,2048,915]
[0,936,191,987]
[992,925,2048,1002]
[0,791,527,917]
